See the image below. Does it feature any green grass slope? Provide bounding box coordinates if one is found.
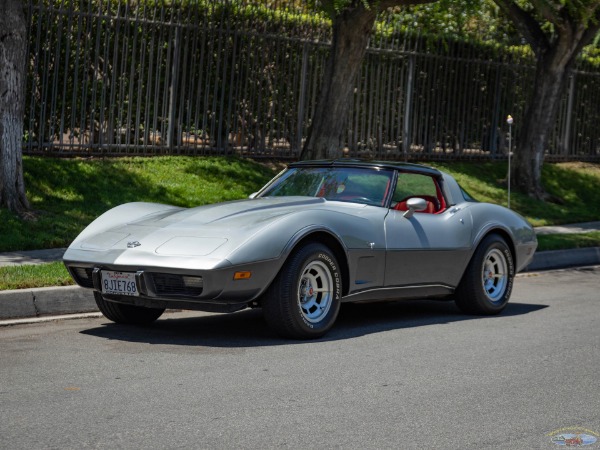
[1,157,599,253]
[0,156,274,252]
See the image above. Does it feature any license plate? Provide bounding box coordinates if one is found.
[101,271,139,296]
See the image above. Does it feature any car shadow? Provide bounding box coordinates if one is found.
[80,300,548,348]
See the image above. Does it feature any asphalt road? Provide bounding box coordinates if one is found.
[1,267,599,449]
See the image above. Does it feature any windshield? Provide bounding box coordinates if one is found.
[258,167,393,207]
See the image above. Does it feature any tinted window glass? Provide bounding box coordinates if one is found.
[259,167,393,207]
[392,173,438,202]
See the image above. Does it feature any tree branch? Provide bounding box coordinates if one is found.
[528,0,563,26]
[578,7,600,49]
[378,0,438,9]
[493,0,550,55]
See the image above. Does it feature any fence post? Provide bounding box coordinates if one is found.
[402,54,415,161]
[560,71,575,157]
[296,42,309,155]
[167,25,181,149]
[489,66,502,156]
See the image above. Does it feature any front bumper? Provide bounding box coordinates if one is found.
[64,258,281,312]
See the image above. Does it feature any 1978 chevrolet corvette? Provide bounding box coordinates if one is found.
[64,160,537,339]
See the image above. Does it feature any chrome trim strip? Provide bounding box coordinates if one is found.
[342,283,455,303]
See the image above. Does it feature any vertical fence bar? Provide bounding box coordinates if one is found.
[167,25,181,149]
[560,71,576,157]
[402,54,415,161]
[295,42,309,155]
[23,0,600,161]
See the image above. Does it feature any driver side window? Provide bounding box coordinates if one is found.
[392,173,444,214]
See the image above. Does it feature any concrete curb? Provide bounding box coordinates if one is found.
[0,286,98,320]
[1,247,599,321]
[524,246,600,272]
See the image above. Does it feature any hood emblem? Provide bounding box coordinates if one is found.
[127,241,142,248]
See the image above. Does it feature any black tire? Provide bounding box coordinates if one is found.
[262,243,342,339]
[455,234,515,315]
[94,291,165,325]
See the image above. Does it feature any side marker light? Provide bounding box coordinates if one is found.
[233,271,252,280]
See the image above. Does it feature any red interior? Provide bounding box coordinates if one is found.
[393,178,447,214]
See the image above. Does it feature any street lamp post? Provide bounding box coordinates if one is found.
[507,115,513,209]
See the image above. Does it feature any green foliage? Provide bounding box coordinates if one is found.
[310,0,370,18]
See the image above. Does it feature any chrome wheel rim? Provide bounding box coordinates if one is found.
[297,260,333,323]
[482,248,508,303]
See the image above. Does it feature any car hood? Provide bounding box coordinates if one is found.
[133,197,327,229]
[64,197,366,270]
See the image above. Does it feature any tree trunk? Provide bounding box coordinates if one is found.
[513,54,568,199]
[0,0,30,215]
[300,4,376,160]
[494,0,600,200]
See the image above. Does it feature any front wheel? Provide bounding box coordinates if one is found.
[262,243,342,339]
[94,291,165,325]
[455,234,515,315]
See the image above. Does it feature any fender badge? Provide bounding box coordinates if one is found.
[127,241,141,248]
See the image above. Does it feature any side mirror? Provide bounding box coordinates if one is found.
[403,197,427,218]
[248,192,258,199]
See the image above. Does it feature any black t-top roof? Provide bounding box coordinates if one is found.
[289,159,442,177]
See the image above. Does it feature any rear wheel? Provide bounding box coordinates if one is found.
[94,291,165,325]
[262,243,341,339]
[455,234,515,315]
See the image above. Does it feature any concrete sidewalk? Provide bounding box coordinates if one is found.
[1,223,599,322]
[0,248,67,267]
[534,221,600,235]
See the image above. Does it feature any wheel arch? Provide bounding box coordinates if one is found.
[284,230,350,297]
[474,227,516,267]
[455,227,516,315]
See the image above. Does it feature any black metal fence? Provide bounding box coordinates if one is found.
[24,0,600,160]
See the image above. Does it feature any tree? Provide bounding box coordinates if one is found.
[0,0,30,216]
[300,0,436,161]
[493,0,600,198]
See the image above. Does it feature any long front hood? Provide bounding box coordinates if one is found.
[64,197,334,270]
[135,197,326,229]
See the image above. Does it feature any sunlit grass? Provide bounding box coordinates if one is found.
[0,156,275,252]
[1,157,599,253]
[537,231,600,251]
[432,161,600,227]
[0,262,74,290]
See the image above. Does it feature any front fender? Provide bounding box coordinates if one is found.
[227,208,384,265]
[223,207,386,295]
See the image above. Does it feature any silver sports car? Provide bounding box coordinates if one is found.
[64,160,537,339]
